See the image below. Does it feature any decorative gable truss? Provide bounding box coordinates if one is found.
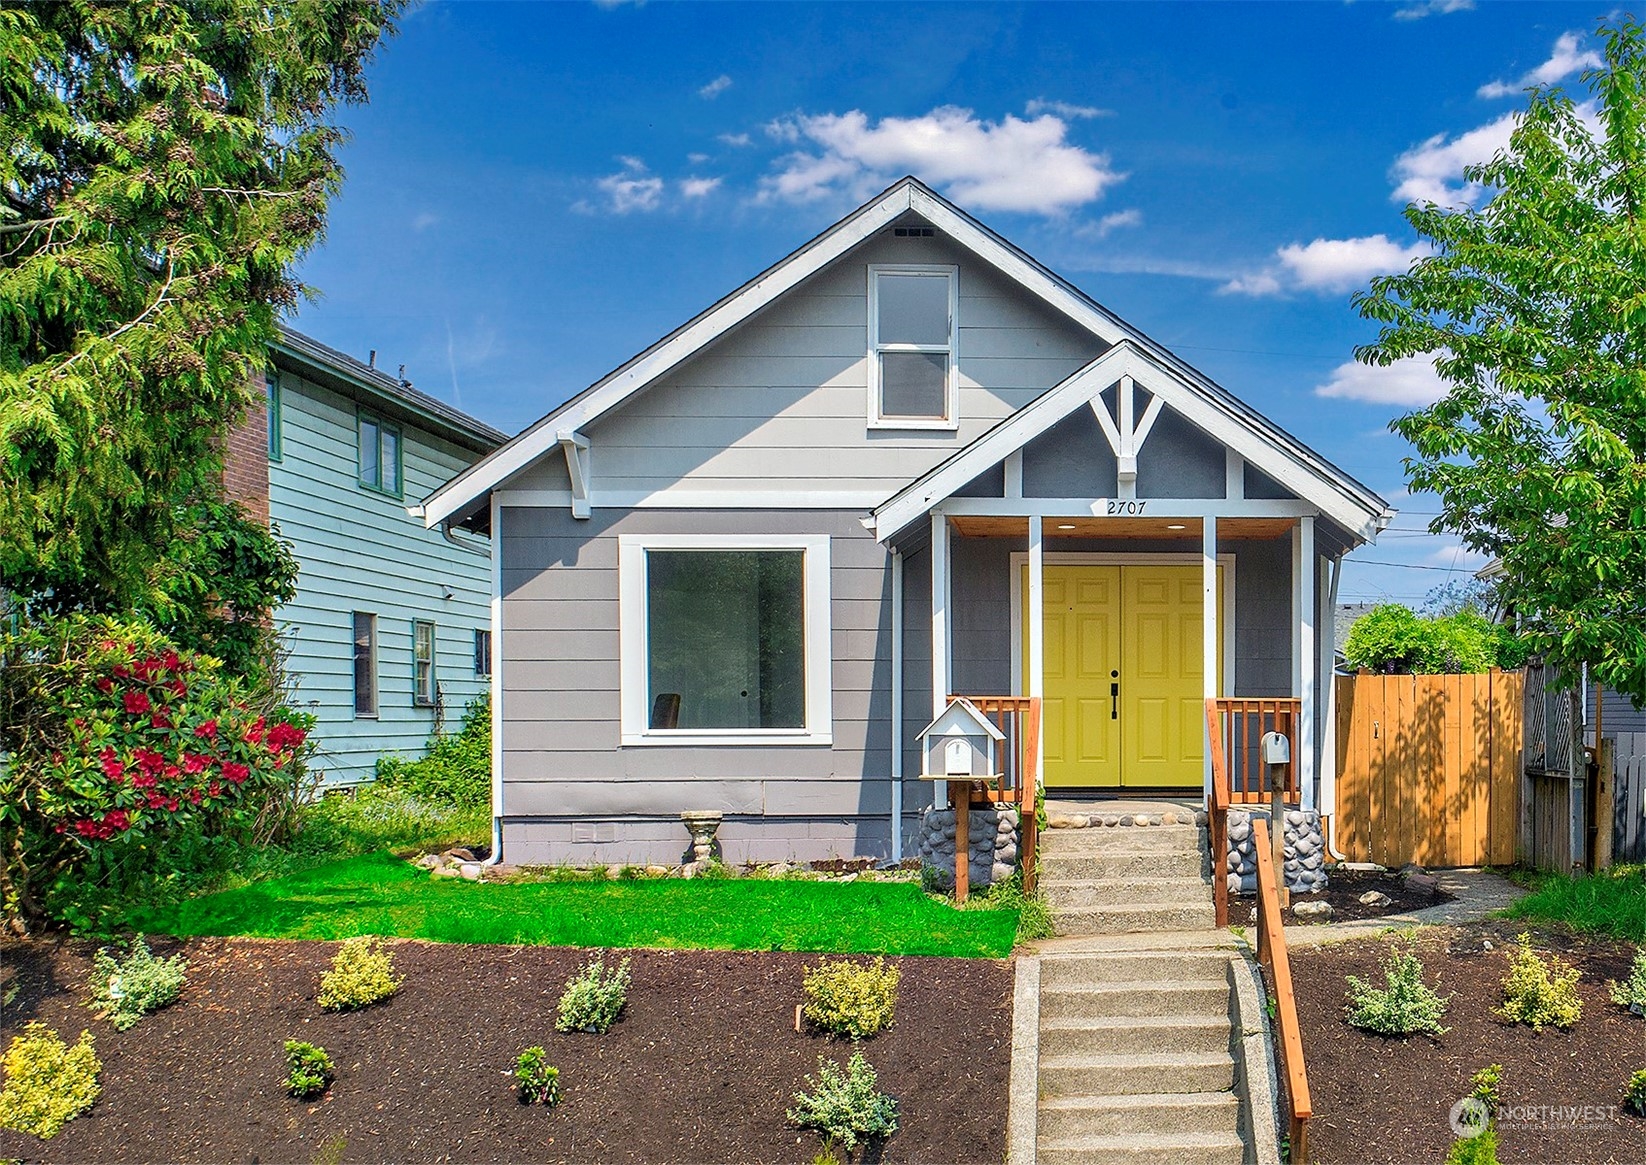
[872,340,1391,543]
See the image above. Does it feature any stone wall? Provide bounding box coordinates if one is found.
[1224,808,1327,895]
[916,805,1019,888]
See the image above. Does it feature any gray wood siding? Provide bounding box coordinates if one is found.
[1592,685,1646,738]
[270,372,492,784]
[499,506,898,820]
[576,230,1107,497]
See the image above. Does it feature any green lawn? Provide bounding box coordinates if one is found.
[1501,863,1646,943]
[130,852,1020,958]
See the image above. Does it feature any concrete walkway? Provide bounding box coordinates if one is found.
[1284,867,1529,947]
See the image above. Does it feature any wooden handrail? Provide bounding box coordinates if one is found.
[954,695,1042,897]
[1211,697,1301,805]
[1252,816,1313,1163]
[1205,698,1231,928]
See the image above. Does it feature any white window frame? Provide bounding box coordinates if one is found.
[867,263,960,431]
[618,533,833,746]
[412,619,437,708]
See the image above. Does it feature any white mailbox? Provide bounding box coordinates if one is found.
[918,698,1005,781]
[1261,731,1291,766]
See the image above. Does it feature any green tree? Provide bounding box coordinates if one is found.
[0,0,402,612]
[1355,17,1646,706]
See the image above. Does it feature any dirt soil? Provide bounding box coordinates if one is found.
[1283,867,1458,925]
[0,937,1012,1165]
[1288,922,1645,1165]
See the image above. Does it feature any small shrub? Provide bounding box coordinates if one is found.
[374,693,490,807]
[283,1040,333,1099]
[1625,1068,1646,1116]
[1607,947,1646,1015]
[0,1023,101,1140]
[802,957,900,1040]
[513,1046,562,1106]
[1470,1063,1503,1111]
[555,956,631,1034]
[1344,947,1451,1036]
[1444,1126,1500,1165]
[1495,932,1582,1030]
[786,1050,899,1152]
[86,937,187,1030]
[317,936,403,1011]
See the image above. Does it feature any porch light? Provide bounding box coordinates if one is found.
[1056,523,1076,530]
[1166,523,1187,530]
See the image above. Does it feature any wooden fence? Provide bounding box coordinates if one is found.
[1334,670,1522,869]
[1609,733,1646,863]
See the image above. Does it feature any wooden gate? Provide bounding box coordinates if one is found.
[1611,733,1646,863]
[1334,670,1522,868]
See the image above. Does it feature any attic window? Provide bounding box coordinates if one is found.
[893,227,935,238]
[868,264,958,430]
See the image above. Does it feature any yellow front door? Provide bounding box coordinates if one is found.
[1027,562,1222,789]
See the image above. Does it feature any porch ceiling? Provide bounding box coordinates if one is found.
[947,515,1299,540]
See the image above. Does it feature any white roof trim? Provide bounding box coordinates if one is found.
[421,176,1389,533]
[872,340,1393,543]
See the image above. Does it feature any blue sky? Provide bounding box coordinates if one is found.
[290,0,1610,606]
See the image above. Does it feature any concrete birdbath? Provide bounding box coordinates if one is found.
[680,811,723,864]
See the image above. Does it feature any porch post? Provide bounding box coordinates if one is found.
[1293,517,1317,810]
[1027,515,1046,790]
[1202,515,1218,799]
[890,547,904,863]
[931,512,953,810]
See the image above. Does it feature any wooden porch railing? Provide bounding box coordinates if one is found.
[1209,697,1302,803]
[1253,815,1313,1162]
[952,695,1041,902]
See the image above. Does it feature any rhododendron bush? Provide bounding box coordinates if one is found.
[0,615,313,931]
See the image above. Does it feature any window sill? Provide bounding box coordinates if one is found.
[868,416,959,432]
[357,481,405,500]
[621,730,833,748]
[354,711,379,720]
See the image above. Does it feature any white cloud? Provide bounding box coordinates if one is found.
[1071,208,1142,241]
[411,211,439,232]
[1478,32,1601,99]
[1220,234,1429,296]
[1392,0,1474,21]
[687,152,710,164]
[680,176,722,198]
[759,106,1123,215]
[1314,355,1450,406]
[698,74,732,100]
[717,132,753,148]
[595,158,665,213]
[1025,98,1113,120]
[1390,112,1516,206]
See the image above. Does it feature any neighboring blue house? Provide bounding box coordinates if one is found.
[226,326,507,785]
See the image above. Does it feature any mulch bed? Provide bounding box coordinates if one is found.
[1283,868,1457,925]
[1288,922,1645,1165]
[0,937,1012,1164]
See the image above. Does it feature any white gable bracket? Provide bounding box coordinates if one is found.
[557,430,591,520]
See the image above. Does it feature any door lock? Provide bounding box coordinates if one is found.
[1110,680,1119,719]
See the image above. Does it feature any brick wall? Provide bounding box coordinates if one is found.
[222,373,270,525]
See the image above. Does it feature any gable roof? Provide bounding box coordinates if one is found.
[416,176,1388,533]
[872,340,1392,542]
[275,325,508,454]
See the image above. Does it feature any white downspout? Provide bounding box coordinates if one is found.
[482,492,505,866]
[890,548,904,862]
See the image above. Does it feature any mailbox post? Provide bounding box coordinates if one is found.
[917,698,1006,903]
[1262,730,1291,909]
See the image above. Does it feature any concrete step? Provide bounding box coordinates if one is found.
[1037,1090,1241,1140]
[1042,875,1212,910]
[1039,1049,1237,1096]
[1053,901,1218,935]
[1040,847,1207,880]
[1039,1014,1231,1058]
[1041,977,1229,1019]
[1040,950,1233,987]
[1042,826,1205,853]
[1035,1129,1247,1165]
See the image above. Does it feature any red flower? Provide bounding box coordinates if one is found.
[183,753,210,775]
[187,788,203,806]
[243,717,266,745]
[193,719,218,740]
[168,678,188,697]
[113,664,131,679]
[145,791,168,809]
[95,678,114,694]
[207,781,222,798]
[133,774,158,790]
[124,690,150,715]
[150,711,171,730]
[162,762,181,779]
[133,656,162,681]
[267,722,308,751]
[221,762,250,785]
[100,749,125,781]
[97,639,117,651]
[134,748,164,774]
[161,650,181,672]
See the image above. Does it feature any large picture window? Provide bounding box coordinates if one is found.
[868,265,958,429]
[618,535,832,745]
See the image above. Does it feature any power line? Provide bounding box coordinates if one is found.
[1343,559,1481,571]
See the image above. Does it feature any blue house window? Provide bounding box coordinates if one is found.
[266,372,282,461]
[357,411,402,497]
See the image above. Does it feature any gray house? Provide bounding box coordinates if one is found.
[418,178,1394,867]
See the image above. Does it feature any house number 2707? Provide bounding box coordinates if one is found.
[1105,500,1147,515]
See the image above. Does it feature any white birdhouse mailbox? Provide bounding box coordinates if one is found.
[918,698,1005,781]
